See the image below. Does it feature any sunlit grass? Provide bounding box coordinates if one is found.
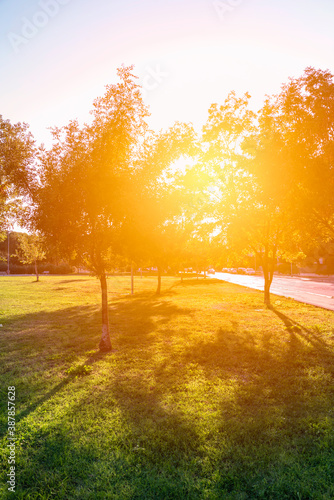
[0,275,334,498]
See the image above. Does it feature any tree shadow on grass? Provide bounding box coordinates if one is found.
[1,292,204,497]
[109,293,193,352]
[0,293,194,437]
[269,305,328,349]
[172,278,224,287]
[86,302,334,497]
[14,383,204,499]
[57,279,92,285]
[0,350,108,438]
[2,289,334,497]
[182,304,334,417]
[2,304,102,351]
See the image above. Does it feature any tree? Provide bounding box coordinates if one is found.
[0,116,35,231]
[225,203,301,304]
[15,233,46,281]
[31,66,149,351]
[123,122,197,294]
[232,97,309,305]
[233,67,334,303]
[265,67,334,240]
[201,90,306,305]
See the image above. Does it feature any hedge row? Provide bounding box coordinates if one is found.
[0,262,73,274]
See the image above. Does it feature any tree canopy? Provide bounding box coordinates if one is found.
[0,116,35,231]
[31,66,150,350]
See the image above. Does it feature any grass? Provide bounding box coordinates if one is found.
[0,275,334,499]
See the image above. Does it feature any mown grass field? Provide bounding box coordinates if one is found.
[1,275,334,499]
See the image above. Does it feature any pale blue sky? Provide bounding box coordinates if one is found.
[1,0,333,145]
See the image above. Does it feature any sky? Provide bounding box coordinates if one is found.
[1,0,334,146]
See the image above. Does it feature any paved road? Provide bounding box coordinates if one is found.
[209,273,334,311]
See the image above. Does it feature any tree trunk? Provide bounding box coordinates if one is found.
[261,250,271,306]
[262,251,275,307]
[99,273,112,351]
[131,265,134,295]
[35,260,39,282]
[264,278,271,306]
[156,267,161,295]
[267,255,276,306]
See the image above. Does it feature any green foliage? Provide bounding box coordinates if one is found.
[0,261,73,275]
[66,364,93,377]
[32,66,149,279]
[123,122,198,274]
[15,233,46,265]
[253,67,334,241]
[31,65,151,348]
[199,69,334,303]
[0,115,35,230]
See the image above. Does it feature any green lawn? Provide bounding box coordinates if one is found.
[1,275,334,499]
